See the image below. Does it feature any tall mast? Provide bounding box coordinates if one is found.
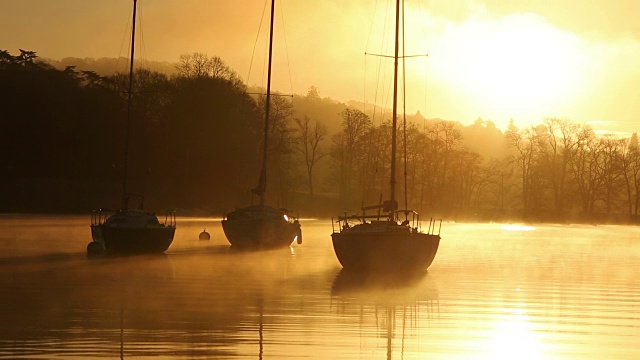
[402,0,408,213]
[389,0,400,207]
[122,0,137,210]
[256,0,275,206]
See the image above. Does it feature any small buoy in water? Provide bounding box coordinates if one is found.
[86,241,105,256]
[199,228,210,240]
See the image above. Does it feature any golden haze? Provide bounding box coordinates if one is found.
[1,0,639,133]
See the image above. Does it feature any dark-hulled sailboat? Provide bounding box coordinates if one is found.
[221,0,301,249]
[87,0,176,255]
[331,0,441,272]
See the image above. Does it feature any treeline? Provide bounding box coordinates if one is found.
[2,49,639,224]
[1,49,261,213]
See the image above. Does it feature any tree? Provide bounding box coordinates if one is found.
[618,133,640,215]
[426,120,462,210]
[505,124,539,215]
[175,53,242,86]
[570,126,599,213]
[294,116,328,198]
[331,108,372,208]
[539,118,580,215]
[598,135,625,213]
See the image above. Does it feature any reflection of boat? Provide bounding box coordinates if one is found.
[331,268,427,297]
[257,296,265,360]
[331,269,439,360]
[221,0,301,249]
[87,0,176,255]
[331,0,440,271]
[331,268,438,304]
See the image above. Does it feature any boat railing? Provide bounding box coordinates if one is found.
[333,212,380,233]
[91,209,113,226]
[333,209,441,235]
[164,209,177,227]
[396,209,420,230]
[426,218,443,236]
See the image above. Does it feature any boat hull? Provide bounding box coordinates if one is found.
[331,231,440,271]
[221,218,300,249]
[91,224,175,255]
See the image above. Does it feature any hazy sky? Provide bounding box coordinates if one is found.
[2,0,639,134]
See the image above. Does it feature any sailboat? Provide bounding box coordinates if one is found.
[221,0,301,249]
[87,0,176,255]
[331,0,440,271]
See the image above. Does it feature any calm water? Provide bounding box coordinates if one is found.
[0,215,638,359]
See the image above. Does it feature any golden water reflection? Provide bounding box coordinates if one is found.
[0,216,638,359]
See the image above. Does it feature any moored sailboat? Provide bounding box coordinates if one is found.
[221,0,301,249]
[87,0,176,255]
[331,0,441,271]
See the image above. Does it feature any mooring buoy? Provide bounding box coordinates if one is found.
[199,228,210,240]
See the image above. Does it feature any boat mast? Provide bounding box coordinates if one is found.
[256,0,275,206]
[389,0,400,209]
[122,0,137,210]
[402,0,408,213]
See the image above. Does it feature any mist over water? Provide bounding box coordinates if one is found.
[0,215,638,359]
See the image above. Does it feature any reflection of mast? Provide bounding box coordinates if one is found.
[120,307,124,360]
[258,297,264,360]
[386,306,393,360]
[331,270,440,358]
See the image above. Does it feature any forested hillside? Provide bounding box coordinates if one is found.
[3,49,640,224]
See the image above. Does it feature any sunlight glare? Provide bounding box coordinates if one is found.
[432,13,588,127]
[489,307,544,360]
[501,225,536,232]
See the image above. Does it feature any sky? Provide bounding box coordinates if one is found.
[2,0,639,135]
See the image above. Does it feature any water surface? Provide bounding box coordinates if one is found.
[0,216,638,359]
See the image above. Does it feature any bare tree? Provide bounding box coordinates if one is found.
[176,53,242,86]
[331,108,371,206]
[294,116,328,198]
[598,135,625,213]
[618,134,640,215]
[570,126,599,213]
[539,118,580,215]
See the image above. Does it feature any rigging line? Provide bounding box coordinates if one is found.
[366,53,428,58]
[363,47,367,114]
[365,0,380,51]
[372,0,392,126]
[361,108,378,206]
[381,0,396,125]
[278,0,294,98]
[365,0,393,203]
[415,0,431,123]
[247,0,269,86]
[138,1,144,70]
[115,3,133,75]
[138,0,149,70]
[261,22,269,95]
[423,55,429,133]
[365,0,382,116]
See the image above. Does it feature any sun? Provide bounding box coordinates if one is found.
[425,13,589,128]
[358,4,591,129]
